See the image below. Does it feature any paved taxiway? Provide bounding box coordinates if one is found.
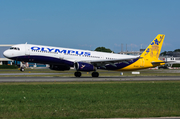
[0,76,180,82]
[0,73,67,75]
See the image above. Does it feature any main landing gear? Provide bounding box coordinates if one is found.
[74,72,81,77]
[74,71,99,77]
[91,72,99,77]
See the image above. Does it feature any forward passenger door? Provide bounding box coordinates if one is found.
[25,44,30,56]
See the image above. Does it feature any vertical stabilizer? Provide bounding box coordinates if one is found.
[140,34,165,61]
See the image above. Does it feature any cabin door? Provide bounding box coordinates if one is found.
[25,43,30,55]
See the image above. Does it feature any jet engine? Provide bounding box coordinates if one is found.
[75,62,96,71]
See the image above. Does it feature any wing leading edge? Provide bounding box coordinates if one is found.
[76,56,140,68]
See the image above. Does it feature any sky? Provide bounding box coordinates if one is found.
[0,0,180,53]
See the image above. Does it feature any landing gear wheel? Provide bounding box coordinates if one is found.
[74,72,81,77]
[20,67,25,72]
[92,72,99,77]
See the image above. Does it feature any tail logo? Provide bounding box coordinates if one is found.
[144,35,164,58]
[151,35,164,45]
[150,43,159,58]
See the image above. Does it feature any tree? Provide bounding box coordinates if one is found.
[94,47,113,53]
[160,51,167,56]
[174,49,180,52]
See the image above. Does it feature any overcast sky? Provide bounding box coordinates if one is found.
[0,0,180,52]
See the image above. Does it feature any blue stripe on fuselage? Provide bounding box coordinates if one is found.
[11,55,139,71]
[10,55,74,67]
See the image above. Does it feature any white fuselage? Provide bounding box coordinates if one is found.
[3,44,138,66]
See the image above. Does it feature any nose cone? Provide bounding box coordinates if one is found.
[3,50,10,58]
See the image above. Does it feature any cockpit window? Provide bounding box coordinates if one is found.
[10,47,20,50]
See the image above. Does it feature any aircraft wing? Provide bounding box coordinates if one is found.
[76,56,140,68]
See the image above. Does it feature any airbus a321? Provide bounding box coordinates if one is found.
[3,34,165,77]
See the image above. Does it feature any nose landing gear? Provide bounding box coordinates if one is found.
[20,61,26,72]
[20,67,25,72]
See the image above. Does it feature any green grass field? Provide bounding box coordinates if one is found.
[0,81,180,118]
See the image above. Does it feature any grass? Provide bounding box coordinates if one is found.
[0,81,180,118]
[0,65,18,69]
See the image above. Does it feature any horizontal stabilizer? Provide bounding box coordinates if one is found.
[151,61,165,65]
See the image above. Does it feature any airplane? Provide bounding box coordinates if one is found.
[3,34,165,77]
